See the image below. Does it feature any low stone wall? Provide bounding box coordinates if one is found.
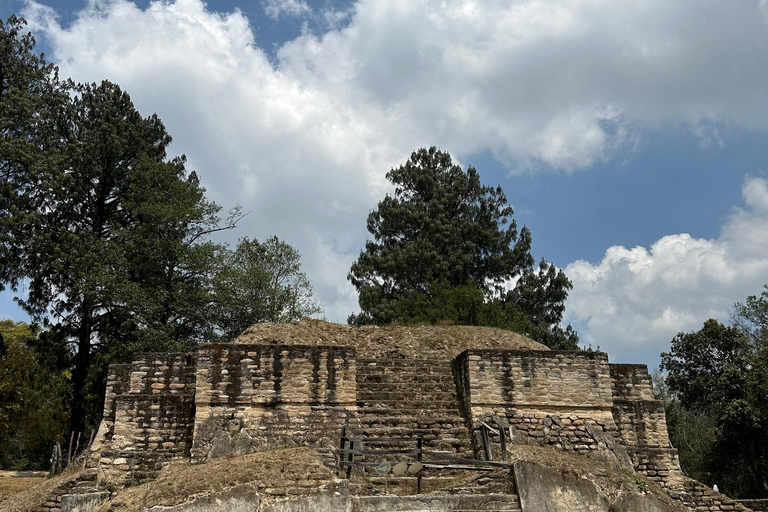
[190,344,357,465]
[670,478,754,512]
[609,364,682,488]
[737,500,768,512]
[96,353,197,483]
[89,363,132,461]
[512,459,684,512]
[453,350,618,459]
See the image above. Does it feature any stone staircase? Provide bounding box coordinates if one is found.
[352,493,521,511]
[355,355,473,456]
[349,355,481,496]
[35,470,108,512]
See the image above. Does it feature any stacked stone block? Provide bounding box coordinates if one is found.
[89,363,131,458]
[355,354,472,456]
[454,350,621,460]
[671,477,755,512]
[95,353,196,484]
[609,364,683,488]
[89,338,724,510]
[190,344,357,466]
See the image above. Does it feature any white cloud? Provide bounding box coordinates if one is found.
[20,0,768,322]
[262,0,311,19]
[564,176,768,362]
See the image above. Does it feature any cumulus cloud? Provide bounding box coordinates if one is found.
[564,176,768,362]
[20,0,768,321]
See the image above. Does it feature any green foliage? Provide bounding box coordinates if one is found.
[213,236,323,341]
[0,320,69,470]
[661,319,750,413]
[732,284,768,349]
[0,16,322,441]
[348,147,577,349]
[661,299,768,498]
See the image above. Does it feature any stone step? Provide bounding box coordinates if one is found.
[357,377,454,386]
[357,363,454,371]
[358,406,463,415]
[357,370,454,378]
[359,415,468,426]
[358,428,469,444]
[357,392,458,402]
[356,366,454,375]
[357,402,460,410]
[351,494,521,511]
[357,357,452,364]
[357,377,456,392]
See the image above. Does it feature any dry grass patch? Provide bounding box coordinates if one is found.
[235,319,547,359]
[0,470,82,512]
[99,448,332,512]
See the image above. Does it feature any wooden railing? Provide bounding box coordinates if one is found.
[338,426,509,494]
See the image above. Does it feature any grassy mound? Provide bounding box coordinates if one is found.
[234,319,548,359]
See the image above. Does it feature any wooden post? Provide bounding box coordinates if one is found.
[358,439,364,476]
[499,423,507,462]
[67,431,75,468]
[74,432,82,462]
[56,436,62,474]
[82,430,95,470]
[416,437,423,495]
[481,424,491,461]
[338,426,346,478]
[346,439,354,479]
[50,441,58,477]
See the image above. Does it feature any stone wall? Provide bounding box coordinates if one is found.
[738,500,768,512]
[454,350,619,459]
[609,364,682,488]
[89,363,131,459]
[96,353,197,483]
[671,477,754,512]
[190,344,357,466]
[89,340,697,505]
[453,350,686,491]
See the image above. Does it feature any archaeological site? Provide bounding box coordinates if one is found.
[17,320,768,512]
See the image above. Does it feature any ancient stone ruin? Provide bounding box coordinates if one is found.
[82,320,761,512]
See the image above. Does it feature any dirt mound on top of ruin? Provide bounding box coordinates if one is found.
[234,318,548,359]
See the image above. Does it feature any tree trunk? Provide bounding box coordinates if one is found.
[70,306,92,434]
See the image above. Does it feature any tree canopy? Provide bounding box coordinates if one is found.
[348,147,577,349]
[661,289,768,498]
[214,236,323,342]
[0,16,321,441]
[0,320,69,470]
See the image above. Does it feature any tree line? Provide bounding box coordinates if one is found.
[0,15,322,467]
[659,286,768,499]
[1,15,579,471]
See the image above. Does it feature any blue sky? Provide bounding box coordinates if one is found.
[2,0,768,369]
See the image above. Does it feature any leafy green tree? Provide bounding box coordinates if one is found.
[732,284,768,349]
[0,55,237,431]
[1,15,68,289]
[661,313,768,497]
[214,236,323,341]
[661,319,750,413]
[348,146,577,348]
[0,320,69,470]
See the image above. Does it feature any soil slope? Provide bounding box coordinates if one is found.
[234,319,548,359]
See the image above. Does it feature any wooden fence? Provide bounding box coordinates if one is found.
[338,427,508,494]
[49,430,95,476]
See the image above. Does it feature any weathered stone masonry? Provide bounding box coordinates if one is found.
[453,349,683,488]
[190,344,356,463]
[95,340,745,510]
